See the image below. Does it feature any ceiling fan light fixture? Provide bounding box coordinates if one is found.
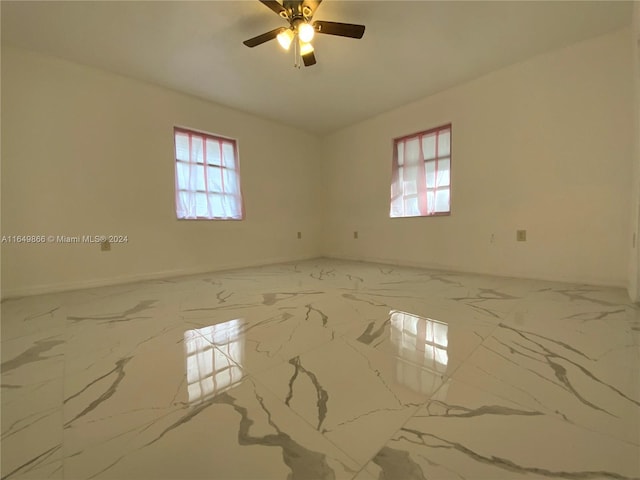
[299,40,314,56]
[242,0,366,68]
[277,28,294,50]
[298,22,315,43]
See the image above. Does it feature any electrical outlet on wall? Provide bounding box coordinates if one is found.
[297,232,302,239]
[353,231,358,239]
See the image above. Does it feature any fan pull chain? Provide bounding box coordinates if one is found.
[293,34,301,69]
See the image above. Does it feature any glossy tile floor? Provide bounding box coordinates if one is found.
[1,259,639,479]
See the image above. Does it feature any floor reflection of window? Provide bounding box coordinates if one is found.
[390,310,449,395]
[184,319,243,404]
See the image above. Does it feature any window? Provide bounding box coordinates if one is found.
[174,127,244,220]
[390,124,451,217]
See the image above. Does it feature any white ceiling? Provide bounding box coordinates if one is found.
[1,1,632,135]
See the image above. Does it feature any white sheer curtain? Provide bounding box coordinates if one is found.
[174,128,244,220]
[390,125,451,217]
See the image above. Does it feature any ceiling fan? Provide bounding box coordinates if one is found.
[242,0,365,67]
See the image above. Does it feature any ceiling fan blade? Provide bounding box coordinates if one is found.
[243,27,286,47]
[302,50,317,67]
[259,0,286,16]
[313,20,365,39]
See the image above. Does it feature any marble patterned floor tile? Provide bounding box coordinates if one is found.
[336,288,516,328]
[351,466,378,480]
[256,337,443,464]
[510,302,638,325]
[185,297,378,376]
[361,378,640,479]
[1,381,63,480]
[2,320,66,480]
[437,284,522,317]
[342,309,496,377]
[64,370,359,479]
[60,322,362,479]
[1,258,638,479]
[452,321,640,446]
[188,316,290,374]
[1,298,67,346]
[527,283,638,307]
[1,332,65,387]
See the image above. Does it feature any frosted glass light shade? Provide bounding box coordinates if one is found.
[299,41,314,55]
[277,29,294,50]
[298,23,315,43]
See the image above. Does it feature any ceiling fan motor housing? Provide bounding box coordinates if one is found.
[282,1,310,18]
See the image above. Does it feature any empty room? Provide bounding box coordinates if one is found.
[1,1,639,479]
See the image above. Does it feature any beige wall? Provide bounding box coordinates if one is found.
[1,47,322,297]
[322,28,634,287]
[630,2,640,302]
[2,27,636,297]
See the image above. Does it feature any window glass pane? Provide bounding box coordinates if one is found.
[438,129,451,157]
[437,158,450,187]
[222,195,241,219]
[195,165,206,192]
[391,182,400,199]
[434,188,450,213]
[206,139,221,166]
[390,197,403,217]
[222,142,236,168]
[177,191,191,217]
[403,179,417,195]
[404,138,420,166]
[191,136,204,164]
[176,162,191,190]
[195,192,209,217]
[404,197,419,216]
[426,161,436,188]
[396,141,405,166]
[208,166,222,193]
[403,164,419,183]
[175,133,190,161]
[223,169,239,195]
[421,133,436,160]
[426,191,435,213]
[210,193,224,217]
